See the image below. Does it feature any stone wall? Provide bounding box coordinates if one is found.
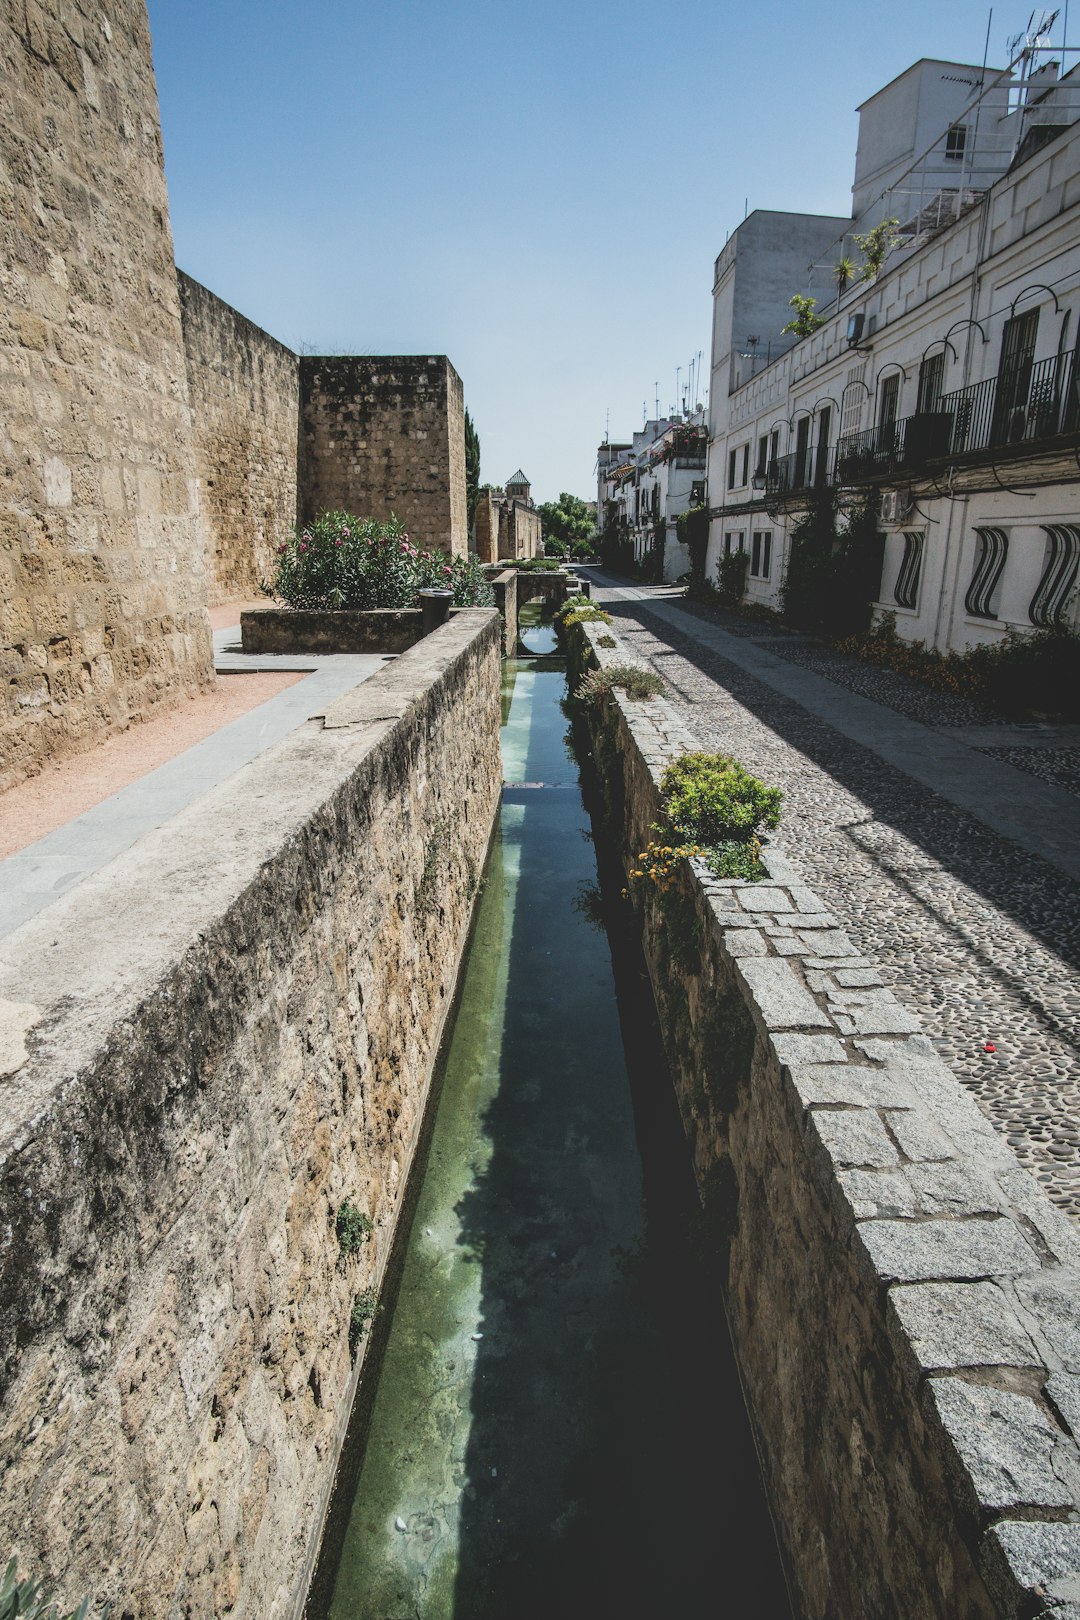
[501,500,541,561]
[177,272,299,606]
[299,356,467,557]
[0,610,502,1618]
[572,618,1080,1620]
[474,490,541,563]
[0,0,214,792]
[475,488,499,564]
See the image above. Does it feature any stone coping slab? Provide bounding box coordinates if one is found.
[575,614,1080,1620]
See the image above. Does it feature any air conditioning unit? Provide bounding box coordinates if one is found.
[880,488,913,524]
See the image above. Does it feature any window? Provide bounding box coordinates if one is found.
[917,352,945,414]
[894,531,924,609]
[995,309,1039,441]
[750,531,773,579]
[739,444,750,485]
[728,448,737,489]
[965,527,1008,619]
[769,429,780,464]
[945,123,967,161]
[723,530,745,556]
[728,446,749,488]
[878,372,901,430]
[755,433,769,478]
[841,371,865,439]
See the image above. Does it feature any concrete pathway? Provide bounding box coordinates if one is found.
[590,573,1080,1218]
[0,628,391,939]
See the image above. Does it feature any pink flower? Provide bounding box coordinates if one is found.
[443,565,453,578]
[335,539,343,548]
[402,532,409,542]
[342,527,350,537]
[299,542,308,552]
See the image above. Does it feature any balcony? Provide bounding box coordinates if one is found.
[764,446,836,497]
[835,350,1080,484]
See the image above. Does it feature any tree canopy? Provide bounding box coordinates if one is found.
[464,409,480,532]
[537,492,594,549]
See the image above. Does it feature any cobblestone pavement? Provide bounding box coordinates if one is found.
[979,746,1080,799]
[592,581,1080,1220]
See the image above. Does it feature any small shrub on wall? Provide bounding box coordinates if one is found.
[266,511,494,610]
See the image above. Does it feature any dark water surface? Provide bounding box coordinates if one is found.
[315,650,791,1619]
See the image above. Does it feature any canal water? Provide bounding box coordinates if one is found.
[312,621,791,1619]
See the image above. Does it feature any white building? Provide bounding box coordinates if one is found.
[706,44,1080,651]
[598,414,707,582]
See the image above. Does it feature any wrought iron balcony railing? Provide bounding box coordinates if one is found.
[835,350,1080,482]
[764,446,836,496]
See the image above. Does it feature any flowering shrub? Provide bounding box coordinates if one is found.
[627,840,706,892]
[265,511,494,610]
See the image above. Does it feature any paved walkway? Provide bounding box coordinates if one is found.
[0,625,391,939]
[591,574,1080,1219]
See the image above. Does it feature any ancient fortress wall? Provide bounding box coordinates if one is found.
[0,611,503,1618]
[0,0,213,791]
[177,272,299,606]
[474,490,541,563]
[300,356,468,556]
[573,617,1080,1620]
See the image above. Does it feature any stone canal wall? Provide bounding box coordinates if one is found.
[0,610,502,1618]
[572,618,1080,1620]
[0,0,214,792]
[177,272,300,607]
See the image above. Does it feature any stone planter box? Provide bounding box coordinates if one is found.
[241,607,424,655]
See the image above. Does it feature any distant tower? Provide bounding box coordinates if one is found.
[505,469,532,507]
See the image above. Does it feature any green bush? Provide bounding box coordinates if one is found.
[571,539,597,561]
[349,1288,378,1359]
[542,536,568,559]
[839,614,1080,718]
[336,1200,374,1257]
[574,662,665,704]
[266,511,494,610]
[661,752,782,846]
[715,549,748,605]
[676,508,710,588]
[781,491,884,637]
[0,1559,108,1620]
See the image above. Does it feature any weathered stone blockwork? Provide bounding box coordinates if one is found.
[0,611,502,1617]
[300,356,467,557]
[177,272,299,606]
[474,487,541,563]
[0,0,214,791]
[572,618,1080,1620]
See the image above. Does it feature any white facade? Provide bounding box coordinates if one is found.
[706,50,1080,652]
[599,415,708,582]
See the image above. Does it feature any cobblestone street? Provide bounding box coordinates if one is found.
[591,577,1080,1219]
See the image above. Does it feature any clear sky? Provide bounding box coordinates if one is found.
[146,0,1024,503]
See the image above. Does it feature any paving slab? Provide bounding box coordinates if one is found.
[0,627,391,939]
[590,576,1080,1221]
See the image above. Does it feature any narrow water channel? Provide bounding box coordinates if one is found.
[312,624,791,1619]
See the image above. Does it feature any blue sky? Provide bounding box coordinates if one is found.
[147,0,1024,502]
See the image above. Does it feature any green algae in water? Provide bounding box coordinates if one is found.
[320,660,790,1620]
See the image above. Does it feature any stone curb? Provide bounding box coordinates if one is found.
[577,617,1080,1618]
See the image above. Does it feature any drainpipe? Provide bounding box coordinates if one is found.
[935,491,970,653]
